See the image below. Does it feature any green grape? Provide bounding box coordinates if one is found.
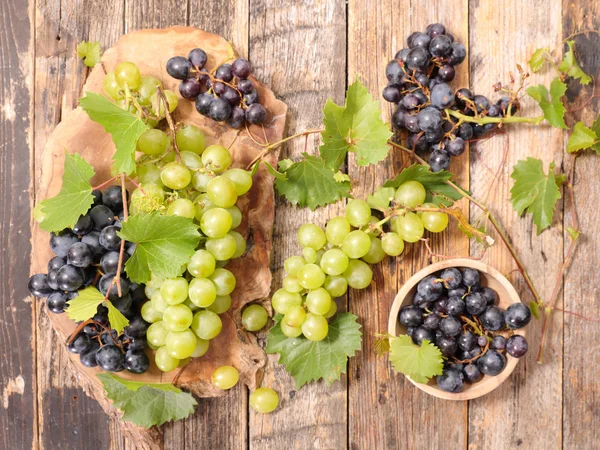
[151,290,169,313]
[381,232,405,256]
[115,98,137,114]
[188,277,217,308]
[191,338,210,358]
[284,256,305,276]
[176,124,205,155]
[315,249,325,264]
[223,168,253,196]
[362,216,382,237]
[180,151,203,170]
[271,288,302,314]
[161,162,192,190]
[320,248,349,276]
[201,207,232,238]
[147,321,168,347]
[229,231,247,259]
[343,259,373,289]
[209,268,236,295]
[137,129,169,156]
[141,301,162,323]
[167,198,196,219]
[114,62,141,90]
[297,224,326,250]
[302,247,317,264]
[191,310,223,340]
[324,300,337,319]
[394,180,426,207]
[194,194,215,220]
[192,171,214,192]
[281,320,303,338]
[137,75,161,106]
[305,288,332,316]
[211,365,239,390]
[103,72,123,100]
[420,209,449,233]
[323,274,348,298]
[341,230,371,259]
[144,284,157,299]
[147,341,160,351]
[206,176,238,208]
[222,207,241,230]
[188,249,216,278]
[162,151,177,163]
[183,297,200,312]
[362,236,386,264]
[250,387,279,414]
[202,145,232,173]
[297,263,326,290]
[138,164,164,187]
[284,304,306,327]
[345,199,371,227]
[163,304,194,331]
[282,275,303,293]
[242,304,269,331]
[160,277,189,305]
[301,313,329,341]
[206,234,237,261]
[165,329,197,359]
[130,183,165,214]
[150,89,178,115]
[325,216,351,245]
[155,345,179,372]
[390,217,398,233]
[207,294,232,314]
[396,212,425,243]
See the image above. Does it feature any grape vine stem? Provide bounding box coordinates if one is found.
[156,86,182,163]
[445,109,545,126]
[114,174,129,297]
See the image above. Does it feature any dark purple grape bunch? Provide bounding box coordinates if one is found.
[398,266,530,393]
[28,186,150,375]
[383,23,520,172]
[166,49,267,128]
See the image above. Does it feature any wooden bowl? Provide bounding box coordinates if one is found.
[387,258,524,400]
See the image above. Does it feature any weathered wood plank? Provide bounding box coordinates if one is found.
[0,0,36,449]
[248,1,349,448]
[561,2,600,447]
[467,1,564,448]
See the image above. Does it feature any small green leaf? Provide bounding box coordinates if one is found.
[319,78,393,170]
[528,47,550,73]
[566,226,581,241]
[526,78,568,129]
[106,300,130,334]
[333,171,351,183]
[559,40,592,85]
[389,335,443,383]
[529,301,540,320]
[266,313,362,389]
[66,286,105,322]
[367,186,395,211]
[567,122,598,153]
[275,154,352,210]
[263,160,288,180]
[79,92,149,175]
[39,153,95,232]
[77,41,102,68]
[277,159,294,172]
[374,332,393,356]
[97,373,197,428]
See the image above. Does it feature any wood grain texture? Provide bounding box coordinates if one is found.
[467,1,564,448]
[346,2,469,449]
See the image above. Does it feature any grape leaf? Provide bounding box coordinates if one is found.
[275,154,352,210]
[334,171,351,183]
[319,78,393,170]
[526,79,567,129]
[388,335,443,383]
[79,92,149,175]
[559,40,592,85]
[118,213,201,283]
[384,164,464,207]
[567,121,598,153]
[77,41,102,68]
[66,286,130,333]
[592,114,600,154]
[367,186,395,211]
[39,153,95,232]
[510,158,562,234]
[251,160,288,180]
[266,313,362,389]
[97,373,197,428]
[528,47,550,73]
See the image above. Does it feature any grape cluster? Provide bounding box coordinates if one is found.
[166,49,267,128]
[273,180,450,341]
[398,267,531,393]
[383,23,519,172]
[28,188,152,374]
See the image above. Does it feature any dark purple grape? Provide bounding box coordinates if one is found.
[477,349,506,376]
[406,326,416,337]
[446,296,466,317]
[402,94,420,110]
[448,286,467,298]
[481,306,505,331]
[472,124,486,138]
[415,72,429,86]
[491,335,506,350]
[81,231,103,257]
[179,78,202,99]
[463,364,482,383]
[80,342,100,368]
[48,256,66,272]
[458,331,477,351]
[434,297,449,314]
[243,89,259,105]
[477,335,489,347]
[456,123,473,141]
[99,226,121,251]
[461,268,480,288]
[28,273,54,298]
[497,97,519,115]
[440,316,462,337]
[246,103,267,125]
[436,336,458,357]
[406,47,430,71]
[460,346,481,360]
[423,314,441,330]
[404,114,420,133]
[425,127,444,144]
[67,333,92,354]
[166,56,192,80]
[430,83,455,109]
[124,316,149,339]
[429,35,452,57]
[196,69,210,84]
[231,58,251,79]
[473,95,489,113]
[417,275,444,302]
[412,291,428,307]
[213,81,227,95]
[188,48,207,68]
[412,327,435,346]
[440,268,462,289]
[465,292,487,316]
[46,269,59,290]
[417,107,442,133]
[100,250,128,274]
[406,133,429,153]
[99,273,129,301]
[67,242,94,268]
[391,106,407,130]
[237,78,254,94]
[56,265,85,292]
[399,305,424,327]
[386,60,404,85]
[209,97,233,122]
[487,104,502,117]
[91,189,102,207]
[90,205,115,231]
[102,186,126,212]
[215,64,233,82]
[127,338,147,352]
[455,88,473,108]
[226,107,246,129]
[407,32,421,47]
[437,64,455,82]
[72,215,93,236]
[446,137,465,156]
[50,230,79,258]
[426,23,446,38]
[382,85,402,103]
[124,350,150,374]
[46,292,67,313]
[437,369,464,393]
[429,150,450,172]
[221,86,241,106]
[411,33,431,49]
[96,345,124,372]
[449,42,466,65]
[504,303,531,329]
[195,92,214,116]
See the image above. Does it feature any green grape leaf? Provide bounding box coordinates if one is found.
[388,335,443,383]
[384,164,464,207]
[266,313,362,389]
[106,300,130,334]
[334,171,351,183]
[367,186,396,211]
[319,78,393,170]
[66,286,130,333]
[529,301,540,320]
[526,79,568,129]
[558,40,592,85]
[592,114,600,154]
[528,47,550,73]
[275,154,352,210]
[510,158,562,234]
[79,92,149,175]
[118,213,201,283]
[263,160,288,180]
[567,121,598,153]
[566,226,581,241]
[76,41,102,68]
[97,373,197,428]
[373,332,393,356]
[39,153,95,232]
[277,159,294,172]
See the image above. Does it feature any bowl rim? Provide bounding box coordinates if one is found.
[387,257,524,401]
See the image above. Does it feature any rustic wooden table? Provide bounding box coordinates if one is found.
[2,0,599,449]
